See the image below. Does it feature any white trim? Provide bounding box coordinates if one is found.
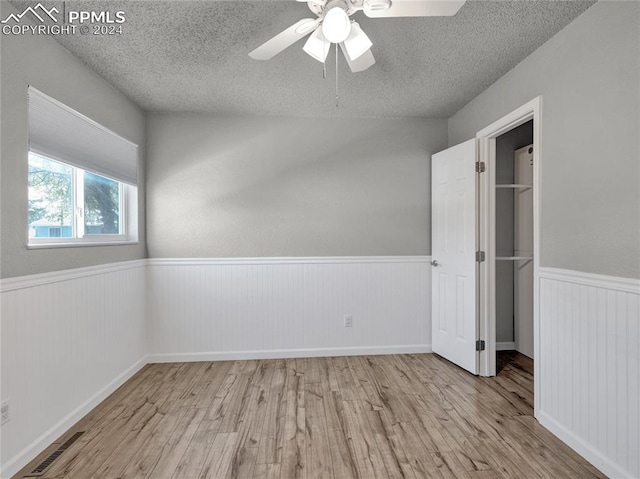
[0,358,147,479]
[75,164,84,238]
[0,257,429,292]
[0,259,146,293]
[476,99,540,138]
[496,342,516,351]
[537,411,634,479]
[148,345,432,363]
[27,240,138,249]
[147,256,431,266]
[538,266,640,294]
[475,97,542,420]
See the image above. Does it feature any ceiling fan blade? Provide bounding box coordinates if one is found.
[364,0,465,18]
[249,18,320,60]
[340,43,375,72]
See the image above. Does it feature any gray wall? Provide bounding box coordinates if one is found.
[448,1,640,279]
[0,3,147,278]
[495,121,533,343]
[146,114,447,258]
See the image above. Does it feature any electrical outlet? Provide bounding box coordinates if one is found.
[1,400,9,426]
[344,315,353,328]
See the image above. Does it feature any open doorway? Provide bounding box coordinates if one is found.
[429,97,541,414]
[495,121,534,373]
[476,96,541,416]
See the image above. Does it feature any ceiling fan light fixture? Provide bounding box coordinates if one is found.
[303,27,331,62]
[363,0,391,14]
[342,22,372,61]
[322,3,351,43]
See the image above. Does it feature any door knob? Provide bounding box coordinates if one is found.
[431,260,440,267]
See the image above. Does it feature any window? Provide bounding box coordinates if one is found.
[28,152,132,244]
[28,87,138,247]
[84,171,121,235]
[28,154,73,239]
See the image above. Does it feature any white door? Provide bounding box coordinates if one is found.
[431,139,478,374]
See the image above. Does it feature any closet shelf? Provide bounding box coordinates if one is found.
[496,256,533,261]
[496,184,532,189]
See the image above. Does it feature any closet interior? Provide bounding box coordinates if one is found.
[495,120,534,359]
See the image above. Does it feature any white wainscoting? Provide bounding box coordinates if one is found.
[147,257,432,362]
[0,260,147,479]
[537,267,640,479]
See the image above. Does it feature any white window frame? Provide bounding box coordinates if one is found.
[28,153,138,248]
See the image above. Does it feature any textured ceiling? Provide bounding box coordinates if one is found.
[13,0,594,118]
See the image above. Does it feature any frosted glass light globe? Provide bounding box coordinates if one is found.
[322,6,351,43]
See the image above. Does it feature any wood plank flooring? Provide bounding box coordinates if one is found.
[14,354,604,479]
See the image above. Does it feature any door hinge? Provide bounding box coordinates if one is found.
[476,251,485,262]
[476,161,486,173]
[476,340,486,351]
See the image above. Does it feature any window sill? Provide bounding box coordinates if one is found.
[27,240,139,250]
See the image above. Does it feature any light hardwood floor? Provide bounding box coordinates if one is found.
[15,353,604,479]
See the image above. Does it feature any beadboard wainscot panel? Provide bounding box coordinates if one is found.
[538,267,640,479]
[0,260,147,479]
[147,257,431,361]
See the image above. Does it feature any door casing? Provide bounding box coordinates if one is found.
[475,96,542,417]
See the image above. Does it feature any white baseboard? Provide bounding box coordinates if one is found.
[537,410,632,479]
[147,344,432,363]
[496,342,516,351]
[1,358,147,479]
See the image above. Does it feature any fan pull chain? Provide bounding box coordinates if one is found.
[335,43,339,107]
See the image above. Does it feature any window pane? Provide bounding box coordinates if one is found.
[84,172,120,235]
[28,153,73,238]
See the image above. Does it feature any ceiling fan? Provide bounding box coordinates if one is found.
[249,0,466,72]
